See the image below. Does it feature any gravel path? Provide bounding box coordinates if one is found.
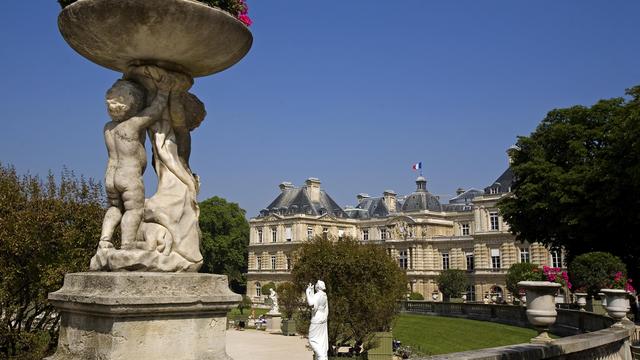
[226,329,313,360]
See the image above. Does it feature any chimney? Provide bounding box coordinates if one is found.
[279,181,294,192]
[383,190,397,212]
[456,188,465,196]
[305,178,321,202]
[357,193,370,203]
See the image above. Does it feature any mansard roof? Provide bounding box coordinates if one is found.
[484,167,514,195]
[259,186,348,218]
[348,196,403,219]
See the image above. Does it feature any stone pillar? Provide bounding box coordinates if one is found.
[46,272,240,360]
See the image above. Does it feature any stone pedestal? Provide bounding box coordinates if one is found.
[265,313,282,334]
[46,272,241,360]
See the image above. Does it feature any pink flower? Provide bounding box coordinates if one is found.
[238,14,252,26]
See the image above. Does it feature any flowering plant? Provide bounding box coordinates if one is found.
[609,271,635,293]
[543,266,572,290]
[58,0,253,26]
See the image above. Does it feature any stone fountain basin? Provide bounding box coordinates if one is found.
[58,0,253,77]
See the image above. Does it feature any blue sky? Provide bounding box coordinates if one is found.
[1,1,639,218]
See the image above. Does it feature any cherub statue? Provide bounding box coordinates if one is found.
[98,66,176,250]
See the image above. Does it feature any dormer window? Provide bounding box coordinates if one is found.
[490,187,499,194]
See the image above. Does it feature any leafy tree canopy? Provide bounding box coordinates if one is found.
[276,282,301,319]
[198,196,249,294]
[436,270,468,300]
[291,237,407,355]
[505,262,544,295]
[568,252,627,296]
[0,164,104,358]
[499,86,640,279]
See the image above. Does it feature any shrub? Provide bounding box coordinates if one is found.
[408,292,424,301]
[261,282,276,297]
[505,263,544,294]
[0,164,104,358]
[276,282,301,319]
[292,237,407,355]
[237,295,252,315]
[436,270,468,301]
[568,252,627,295]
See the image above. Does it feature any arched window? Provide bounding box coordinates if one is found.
[255,282,262,297]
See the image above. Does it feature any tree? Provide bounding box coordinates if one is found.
[436,270,468,301]
[0,164,104,358]
[291,237,407,355]
[260,282,276,297]
[237,295,253,315]
[568,252,627,296]
[276,282,301,319]
[198,196,249,294]
[505,263,544,295]
[499,86,640,280]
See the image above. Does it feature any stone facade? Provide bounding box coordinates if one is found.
[246,157,565,303]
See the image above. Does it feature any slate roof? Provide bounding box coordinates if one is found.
[259,186,348,218]
[484,167,514,195]
[400,177,443,212]
[348,196,403,219]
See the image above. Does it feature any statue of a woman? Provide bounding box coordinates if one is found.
[306,280,328,360]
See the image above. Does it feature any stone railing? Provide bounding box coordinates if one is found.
[401,301,615,336]
[401,301,636,359]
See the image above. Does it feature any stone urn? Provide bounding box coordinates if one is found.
[58,0,252,77]
[574,293,588,311]
[600,289,631,325]
[518,281,561,344]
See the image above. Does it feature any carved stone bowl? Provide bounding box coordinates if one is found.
[58,0,253,77]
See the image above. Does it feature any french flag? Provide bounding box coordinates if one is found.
[412,162,422,171]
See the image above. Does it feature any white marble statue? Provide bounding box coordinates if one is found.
[306,280,329,360]
[90,65,206,272]
[268,288,280,314]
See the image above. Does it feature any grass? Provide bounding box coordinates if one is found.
[227,307,269,318]
[392,314,538,356]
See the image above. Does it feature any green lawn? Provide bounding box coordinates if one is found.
[227,307,269,317]
[392,314,538,356]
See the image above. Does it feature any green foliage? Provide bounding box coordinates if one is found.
[237,295,252,315]
[260,282,276,296]
[0,164,104,358]
[58,0,247,15]
[276,282,301,319]
[408,292,424,301]
[505,263,544,294]
[199,196,249,294]
[436,270,468,300]
[568,252,627,295]
[499,86,640,280]
[292,237,407,354]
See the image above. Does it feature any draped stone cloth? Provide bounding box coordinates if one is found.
[306,286,328,360]
[90,67,204,272]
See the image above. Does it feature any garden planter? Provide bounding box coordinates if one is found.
[574,293,587,311]
[518,281,561,343]
[58,0,253,77]
[600,289,631,325]
[367,332,393,360]
[281,318,297,336]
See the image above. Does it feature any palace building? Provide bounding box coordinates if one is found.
[246,155,564,303]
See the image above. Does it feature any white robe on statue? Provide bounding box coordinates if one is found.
[306,286,328,360]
